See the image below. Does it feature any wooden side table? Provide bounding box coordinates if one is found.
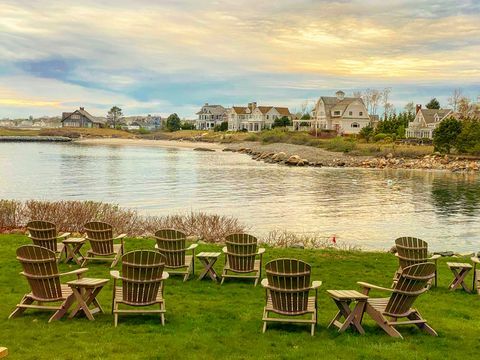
[62,237,86,265]
[447,262,472,293]
[196,252,221,282]
[0,347,7,358]
[327,290,368,334]
[67,278,109,320]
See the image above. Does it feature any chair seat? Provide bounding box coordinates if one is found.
[114,286,163,305]
[367,297,390,312]
[265,294,316,314]
[28,284,73,302]
[226,259,260,273]
[165,255,192,269]
[88,243,122,256]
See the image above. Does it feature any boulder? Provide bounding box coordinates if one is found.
[193,147,215,152]
[286,155,301,165]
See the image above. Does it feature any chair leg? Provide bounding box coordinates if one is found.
[160,302,165,326]
[49,294,76,323]
[113,301,119,327]
[365,304,403,338]
[408,312,437,336]
[220,269,227,285]
[8,295,33,319]
[262,309,268,333]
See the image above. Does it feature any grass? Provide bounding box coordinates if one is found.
[0,127,136,139]
[1,234,479,359]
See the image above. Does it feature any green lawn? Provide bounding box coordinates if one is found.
[0,234,478,360]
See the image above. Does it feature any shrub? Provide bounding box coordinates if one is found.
[373,133,388,142]
[272,116,292,128]
[180,122,195,130]
[213,121,228,132]
[325,136,356,153]
[433,117,462,153]
[166,113,181,131]
[455,119,480,154]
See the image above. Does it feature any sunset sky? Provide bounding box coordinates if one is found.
[1,0,479,118]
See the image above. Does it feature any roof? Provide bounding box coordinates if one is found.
[419,108,452,124]
[318,96,366,121]
[231,106,247,114]
[196,104,226,115]
[62,108,106,124]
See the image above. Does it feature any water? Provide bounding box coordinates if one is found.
[1,142,479,251]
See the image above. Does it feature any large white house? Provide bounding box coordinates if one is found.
[227,102,292,132]
[195,103,227,130]
[405,106,453,139]
[294,91,371,134]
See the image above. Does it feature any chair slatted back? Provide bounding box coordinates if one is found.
[385,262,435,317]
[16,245,63,301]
[265,258,311,315]
[225,233,258,273]
[27,220,58,252]
[121,250,165,306]
[84,221,114,255]
[395,237,429,269]
[154,229,187,268]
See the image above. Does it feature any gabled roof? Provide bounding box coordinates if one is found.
[62,108,106,124]
[231,106,247,114]
[419,108,452,124]
[318,96,366,121]
[196,104,226,115]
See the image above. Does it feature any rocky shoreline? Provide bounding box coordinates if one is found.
[0,135,72,142]
[224,144,480,172]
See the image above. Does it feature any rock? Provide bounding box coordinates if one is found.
[433,251,454,257]
[289,243,304,249]
[286,155,301,165]
[222,148,236,152]
[386,152,394,159]
[193,147,215,152]
[337,161,346,167]
[272,152,287,162]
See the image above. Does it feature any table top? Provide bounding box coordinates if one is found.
[447,262,473,269]
[327,290,368,301]
[67,278,109,288]
[197,252,221,258]
[62,237,86,244]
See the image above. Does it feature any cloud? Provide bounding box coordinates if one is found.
[0,0,479,118]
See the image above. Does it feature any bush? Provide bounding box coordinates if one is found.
[433,117,462,153]
[455,119,480,154]
[180,122,195,130]
[359,125,374,141]
[166,113,181,131]
[138,128,150,135]
[373,133,388,142]
[325,136,356,153]
[272,116,292,128]
[213,121,228,132]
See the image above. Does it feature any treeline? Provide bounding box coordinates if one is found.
[433,118,480,155]
[359,111,415,142]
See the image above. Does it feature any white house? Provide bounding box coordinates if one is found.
[195,104,227,130]
[227,102,292,132]
[295,91,371,134]
[405,105,453,139]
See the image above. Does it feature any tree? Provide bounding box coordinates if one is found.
[180,122,195,130]
[166,113,181,131]
[359,124,374,142]
[272,116,292,128]
[433,117,462,153]
[107,106,123,128]
[404,101,415,115]
[300,113,311,120]
[455,118,480,154]
[426,98,441,109]
[213,121,228,132]
[381,87,393,120]
[457,97,472,118]
[448,88,462,112]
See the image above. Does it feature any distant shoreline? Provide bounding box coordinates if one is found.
[75,137,224,150]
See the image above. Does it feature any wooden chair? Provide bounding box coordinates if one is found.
[154,229,197,281]
[111,250,169,327]
[26,220,71,262]
[358,262,437,339]
[472,256,480,295]
[393,237,440,288]
[221,233,265,286]
[261,258,321,336]
[9,245,87,322]
[82,221,126,268]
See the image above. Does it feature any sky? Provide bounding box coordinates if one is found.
[0,0,479,119]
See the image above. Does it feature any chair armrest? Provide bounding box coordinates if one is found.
[154,244,159,249]
[114,234,127,240]
[471,257,480,264]
[161,271,169,280]
[60,268,88,278]
[257,248,266,255]
[110,270,120,279]
[187,243,198,251]
[260,278,269,288]
[222,246,227,253]
[429,254,441,260]
[357,281,394,292]
[57,232,71,240]
[311,280,322,289]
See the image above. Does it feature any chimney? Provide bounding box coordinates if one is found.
[335,90,345,100]
[416,104,422,114]
[251,102,257,109]
[80,107,84,111]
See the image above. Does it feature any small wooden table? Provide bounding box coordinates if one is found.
[196,252,221,282]
[62,237,86,265]
[447,262,472,293]
[67,278,109,320]
[0,347,8,358]
[327,290,368,334]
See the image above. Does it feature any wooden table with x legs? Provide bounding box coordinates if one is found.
[196,252,221,282]
[327,290,368,334]
[67,278,109,320]
[447,262,472,293]
[62,237,86,265]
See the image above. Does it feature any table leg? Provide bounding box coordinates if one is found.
[449,268,471,293]
[69,288,94,320]
[198,258,218,281]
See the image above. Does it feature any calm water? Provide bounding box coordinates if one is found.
[1,142,479,251]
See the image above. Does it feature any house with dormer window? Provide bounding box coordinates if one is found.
[405,105,453,139]
[195,103,227,130]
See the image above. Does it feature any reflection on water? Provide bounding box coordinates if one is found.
[0,142,479,251]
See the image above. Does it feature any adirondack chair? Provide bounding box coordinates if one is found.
[82,222,126,268]
[221,233,265,286]
[26,220,71,262]
[111,250,169,326]
[392,237,440,288]
[261,258,322,336]
[358,262,437,339]
[154,229,198,281]
[9,245,87,322]
[472,256,480,295]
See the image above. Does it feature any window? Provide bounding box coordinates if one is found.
[359,112,363,116]
[72,114,80,119]
[333,110,341,116]
[351,122,360,128]
[349,111,353,116]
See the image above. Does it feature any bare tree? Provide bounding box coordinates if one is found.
[381,87,392,120]
[370,89,381,115]
[404,101,415,114]
[457,96,472,117]
[448,88,463,112]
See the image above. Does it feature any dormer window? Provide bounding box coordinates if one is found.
[333,110,341,116]
[359,111,363,116]
[349,111,353,116]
